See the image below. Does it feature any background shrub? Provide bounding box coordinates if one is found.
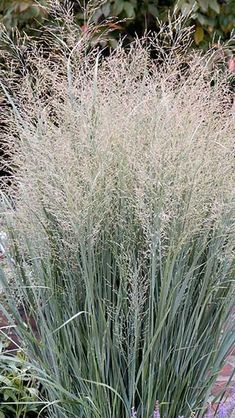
[0,349,43,418]
[0,0,235,48]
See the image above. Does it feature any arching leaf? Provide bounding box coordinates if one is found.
[194,26,204,44]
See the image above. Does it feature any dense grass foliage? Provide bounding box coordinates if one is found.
[0,18,235,418]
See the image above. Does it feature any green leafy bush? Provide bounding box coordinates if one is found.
[0,259,45,417]
[1,16,235,418]
[0,0,235,47]
[0,0,47,33]
[0,349,43,418]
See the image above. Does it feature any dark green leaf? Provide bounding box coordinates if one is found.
[198,0,209,12]
[210,0,220,13]
[123,2,135,18]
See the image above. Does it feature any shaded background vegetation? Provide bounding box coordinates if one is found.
[0,0,235,49]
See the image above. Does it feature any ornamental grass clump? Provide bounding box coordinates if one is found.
[0,13,235,418]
